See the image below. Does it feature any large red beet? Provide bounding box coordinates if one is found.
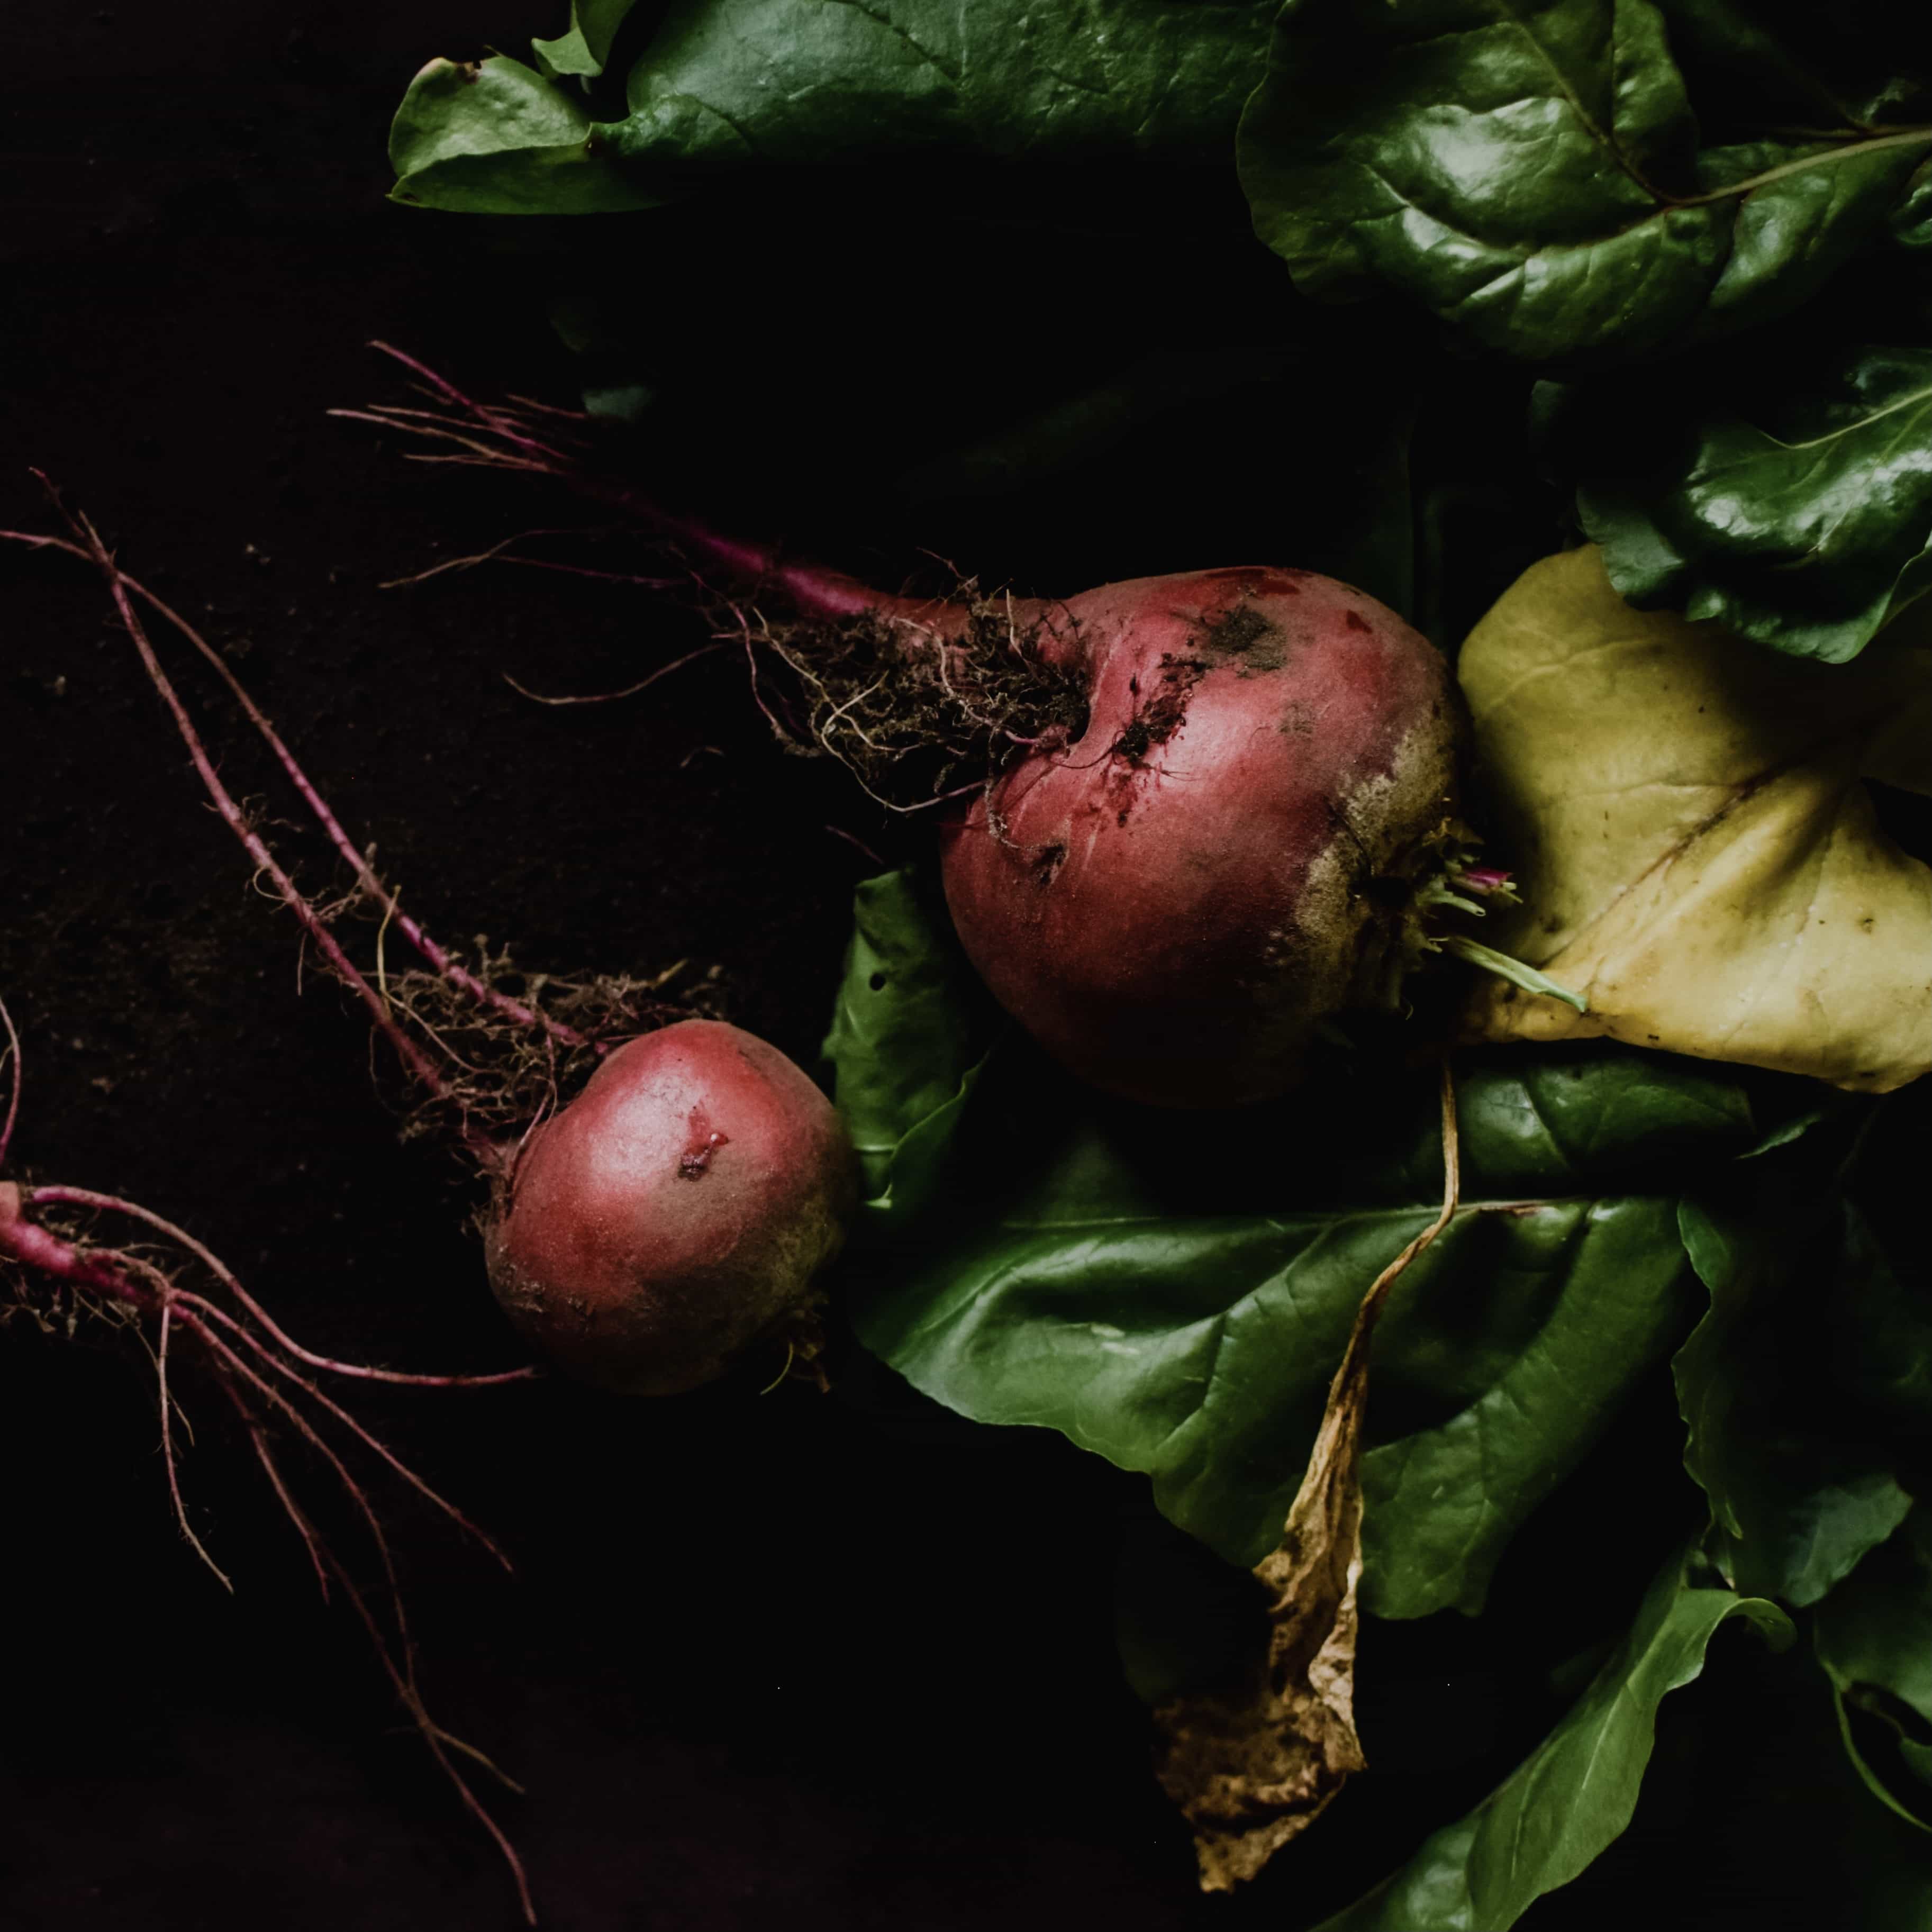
[485,1020,857,1394]
[938,568,1460,1108]
[340,366,1480,1113]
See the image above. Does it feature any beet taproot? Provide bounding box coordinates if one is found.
[485,1020,857,1394]
[342,353,1582,1112]
[939,568,1461,1106]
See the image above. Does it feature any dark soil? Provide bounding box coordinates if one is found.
[0,8,1893,1929]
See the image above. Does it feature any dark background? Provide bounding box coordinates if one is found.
[1,7,1919,1929]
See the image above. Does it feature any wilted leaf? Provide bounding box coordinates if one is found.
[1539,346,1932,661]
[1236,0,1930,364]
[1458,546,1932,1090]
[1313,1546,1790,1930]
[1153,1075,1459,1891]
[389,55,657,214]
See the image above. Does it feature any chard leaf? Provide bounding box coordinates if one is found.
[1655,0,1932,134]
[1817,1501,1932,1730]
[821,869,981,1222]
[1675,1192,1912,1607]
[1816,1501,1932,1830]
[1235,0,1931,364]
[1314,1546,1790,1930]
[389,55,658,213]
[393,0,1273,214]
[607,0,1273,172]
[1827,1195,1932,1440]
[836,878,1756,1616]
[1541,346,1932,662]
[532,0,640,79]
[1457,546,1932,1090]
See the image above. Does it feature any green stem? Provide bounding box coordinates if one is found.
[1441,936,1589,1014]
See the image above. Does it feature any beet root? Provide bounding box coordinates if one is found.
[485,1020,857,1394]
[938,568,1462,1108]
[333,359,1548,1110]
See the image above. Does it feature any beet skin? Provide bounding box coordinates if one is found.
[485,1020,856,1394]
[939,568,1460,1108]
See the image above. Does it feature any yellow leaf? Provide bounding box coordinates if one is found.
[1458,547,1932,1092]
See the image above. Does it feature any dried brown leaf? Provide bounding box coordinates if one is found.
[1152,1065,1461,1891]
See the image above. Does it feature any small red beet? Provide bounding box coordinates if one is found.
[486,1020,857,1393]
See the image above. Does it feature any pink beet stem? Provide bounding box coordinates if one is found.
[0,1181,533,1919]
[0,994,20,1172]
[201,1303,513,1568]
[186,1315,537,1922]
[0,1183,158,1308]
[31,507,455,1101]
[351,342,931,626]
[26,1184,536,1387]
[33,515,589,1056]
[245,1415,333,1598]
[148,1269,236,1588]
[2,1190,519,1558]
[302,1520,539,1924]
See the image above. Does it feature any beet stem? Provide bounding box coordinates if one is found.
[107,548,588,1053]
[3,494,598,1115]
[157,1287,235,1589]
[1441,936,1589,1014]
[347,343,909,624]
[10,502,455,1098]
[186,1312,537,1922]
[27,1185,536,1386]
[0,994,20,1173]
[0,1179,533,1917]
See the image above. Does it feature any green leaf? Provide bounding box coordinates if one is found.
[1656,0,1932,134]
[821,869,981,1220]
[1541,345,1932,661]
[1113,1512,1264,1708]
[1892,163,1932,251]
[1828,1198,1932,1441]
[1817,1501,1932,1728]
[605,0,1274,174]
[1676,1192,1913,1606]
[1235,0,1930,365]
[389,55,658,213]
[394,0,1274,214]
[1817,1502,1932,1832]
[850,1036,1756,1617]
[1314,1546,1790,1930]
[532,0,640,79]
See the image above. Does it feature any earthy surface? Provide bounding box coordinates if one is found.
[0,7,1882,1928]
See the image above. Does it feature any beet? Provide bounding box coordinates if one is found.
[938,569,1461,1107]
[339,352,1580,1114]
[8,506,861,1403]
[485,1021,857,1395]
